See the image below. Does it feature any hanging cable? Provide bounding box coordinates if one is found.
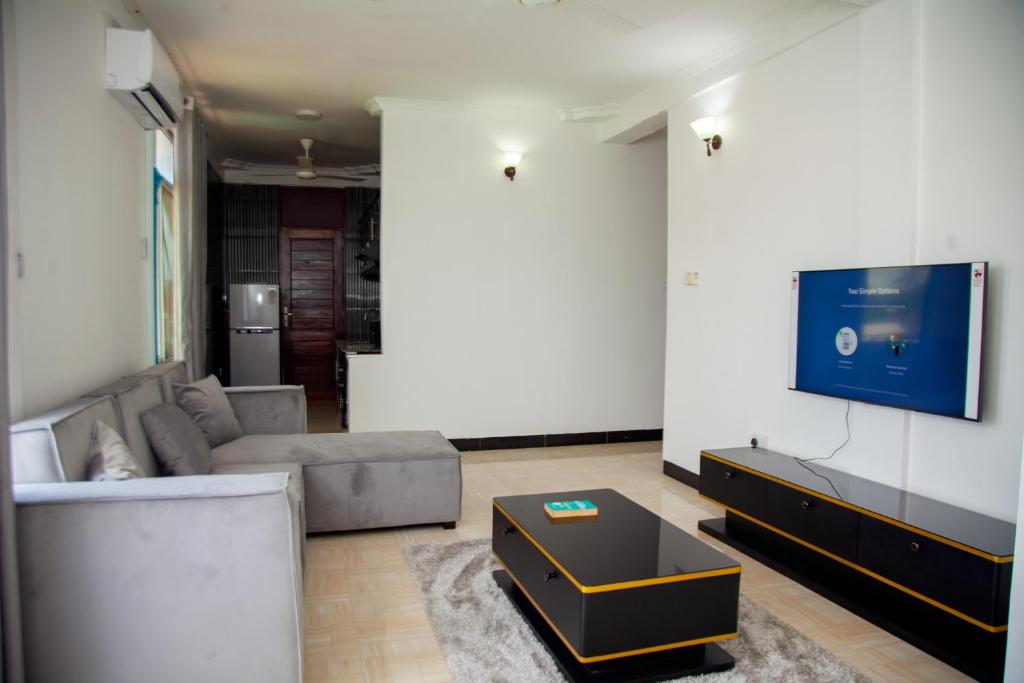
[798,399,852,464]
[794,400,852,500]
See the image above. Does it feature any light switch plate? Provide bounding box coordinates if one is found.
[685,272,699,286]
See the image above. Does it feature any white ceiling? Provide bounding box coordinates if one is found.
[135,0,846,170]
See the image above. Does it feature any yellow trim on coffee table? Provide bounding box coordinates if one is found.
[700,495,1009,634]
[494,554,737,664]
[492,501,740,594]
[700,452,1013,564]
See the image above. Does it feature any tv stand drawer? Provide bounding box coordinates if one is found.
[699,455,766,519]
[857,516,1009,625]
[762,480,860,561]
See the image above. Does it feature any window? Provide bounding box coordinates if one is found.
[153,130,176,362]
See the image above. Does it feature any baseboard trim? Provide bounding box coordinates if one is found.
[450,429,663,452]
[663,460,699,489]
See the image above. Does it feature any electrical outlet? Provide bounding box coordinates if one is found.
[685,272,700,286]
[141,236,149,259]
[15,253,25,278]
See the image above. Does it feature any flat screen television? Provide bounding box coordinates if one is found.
[788,262,986,421]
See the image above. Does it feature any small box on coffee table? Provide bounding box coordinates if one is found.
[544,499,598,521]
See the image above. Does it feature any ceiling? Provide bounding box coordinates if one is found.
[135,0,845,171]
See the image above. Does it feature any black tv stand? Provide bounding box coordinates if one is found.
[696,447,1014,682]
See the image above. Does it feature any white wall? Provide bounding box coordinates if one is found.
[904,0,1024,516]
[4,0,152,420]
[349,100,666,439]
[663,0,1024,521]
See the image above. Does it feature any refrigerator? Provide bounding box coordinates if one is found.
[229,284,281,386]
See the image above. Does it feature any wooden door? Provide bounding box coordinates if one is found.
[279,227,344,399]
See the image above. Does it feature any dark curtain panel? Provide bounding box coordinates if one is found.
[206,183,279,383]
[344,188,381,351]
[223,184,279,285]
[205,168,225,378]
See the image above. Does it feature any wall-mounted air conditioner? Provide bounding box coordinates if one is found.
[105,28,183,130]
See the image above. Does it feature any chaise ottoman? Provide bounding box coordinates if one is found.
[210,430,462,532]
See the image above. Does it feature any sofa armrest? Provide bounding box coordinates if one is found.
[225,385,307,435]
[15,475,303,683]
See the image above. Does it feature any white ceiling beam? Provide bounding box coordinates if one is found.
[601,0,865,144]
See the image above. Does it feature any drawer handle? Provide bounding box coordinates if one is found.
[502,526,515,536]
[801,500,812,510]
[543,570,558,582]
[724,471,735,479]
[910,541,920,552]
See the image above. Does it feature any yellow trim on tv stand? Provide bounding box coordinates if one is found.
[700,495,1009,633]
[492,501,741,594]
[493,554,737,664]
[700,451,1013,564]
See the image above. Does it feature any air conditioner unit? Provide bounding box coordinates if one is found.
[105,28,183,130]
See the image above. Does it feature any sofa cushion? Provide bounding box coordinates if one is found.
[134,360,189,403]
[141,404,213,476]
[224,386,307,435]
[173,375,244,447]
[11,397,121,483]
[87,420,145,482]
[82,375,165,477]
[210,431,460,467]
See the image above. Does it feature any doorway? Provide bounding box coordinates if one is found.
[278,188,346,431]
[279,226,344,401]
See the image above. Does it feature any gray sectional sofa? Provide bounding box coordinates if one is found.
[9,361,462,683]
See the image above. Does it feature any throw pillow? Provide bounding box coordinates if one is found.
[87,419,144,481]
[140,403,213,476]
[172,374,243,447]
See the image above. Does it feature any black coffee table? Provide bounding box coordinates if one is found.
[492,489,740,682]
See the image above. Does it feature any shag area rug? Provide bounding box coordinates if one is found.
[404,539,872,683]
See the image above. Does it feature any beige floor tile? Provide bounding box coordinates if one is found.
[306,568,352,600]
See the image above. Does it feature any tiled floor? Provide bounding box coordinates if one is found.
[302,442,970,682]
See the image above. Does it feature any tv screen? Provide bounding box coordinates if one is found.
[788,262,986,421]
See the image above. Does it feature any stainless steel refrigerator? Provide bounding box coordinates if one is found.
[229,284,281,386]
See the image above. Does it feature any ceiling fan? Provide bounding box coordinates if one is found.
[249,139,367,182]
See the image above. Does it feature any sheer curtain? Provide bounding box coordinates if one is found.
[174,104,208,380]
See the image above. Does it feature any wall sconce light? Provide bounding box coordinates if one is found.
[503,151,523,181]
[690,117,722,157]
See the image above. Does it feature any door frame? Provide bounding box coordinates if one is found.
[278,226,345,387]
